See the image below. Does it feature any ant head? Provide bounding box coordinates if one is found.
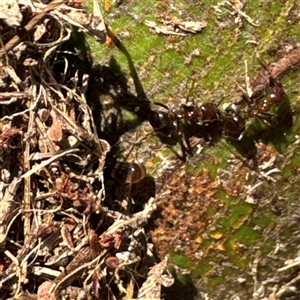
[180,104,198,123]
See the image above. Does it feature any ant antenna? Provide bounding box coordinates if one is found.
[256,53,269,70]
[256,53,277,82]
[152,101,170,111]
[216,96,226,108]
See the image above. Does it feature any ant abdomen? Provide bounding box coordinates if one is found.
[111,162,146,185]
[267,77,285,105]
[149,110,171,130]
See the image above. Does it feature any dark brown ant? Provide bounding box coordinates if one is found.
[180,102,221,124]
[181,102,226,141]
[149,102,222,133]
[149,107,177,136]
[149,76,223,134]
[240,55,286,120]
[109,161,147,212]
[111,161,146,212]
[149,99,246,157]
[180,101,246,140]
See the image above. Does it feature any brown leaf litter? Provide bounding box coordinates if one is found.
[0,0,173,299]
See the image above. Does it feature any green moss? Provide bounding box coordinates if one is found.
[209,275,225,287]
[217,204,253,231]
[186,152,218,177]
[192,262,213,276]
[281,227,292,239]
[251,214,274,228]
[261,238,276,255]
[186,144,233,178]
[282,149,300,180]
[171,252,192,269]
[215,190,236,204]
[200,239,213,250]
[207,206,217,218]
[231,225,261,247]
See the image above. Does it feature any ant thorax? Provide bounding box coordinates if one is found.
[198,103,221,123]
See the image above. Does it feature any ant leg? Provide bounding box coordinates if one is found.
[173,120,188,162]
[175,117,192,155]
[256,112,278,128]
[168,146,187,162]
[166,119,190,162]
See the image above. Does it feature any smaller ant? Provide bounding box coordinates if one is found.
[111,161,146,185]
[109,143,147,212]
[243,76,285,119]
[180,102,221,124]
[149,101,223,135]
[180,100,246,140]
[240,56,286,120]
[183,101,245,139]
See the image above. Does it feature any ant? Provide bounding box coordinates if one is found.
[108,143,147,212]
[148,99,246,162]
[238,56,286,121]
[111,161,146,185]
[149,100,245,143]
[242,76,285,119]
[149,101,224,138]
[181,101,245,140]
